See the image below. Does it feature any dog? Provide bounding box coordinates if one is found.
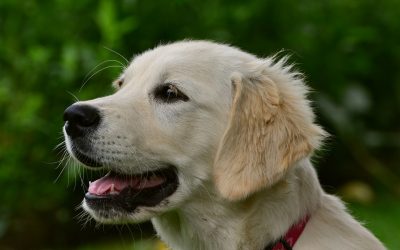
[63,40,386,250]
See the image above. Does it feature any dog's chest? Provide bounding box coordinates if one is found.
[152,208,258,250]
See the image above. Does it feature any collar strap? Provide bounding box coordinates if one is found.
[264,215,310,250]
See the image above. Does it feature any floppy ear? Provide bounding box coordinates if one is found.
[214,60,326,201]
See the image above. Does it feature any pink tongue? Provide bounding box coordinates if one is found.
[88,172,165,196]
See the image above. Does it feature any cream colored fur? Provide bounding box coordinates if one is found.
[66,40,386,249]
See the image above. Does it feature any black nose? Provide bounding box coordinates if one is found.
[63,104,101,138]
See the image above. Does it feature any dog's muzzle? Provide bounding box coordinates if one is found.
[63,103,180,217]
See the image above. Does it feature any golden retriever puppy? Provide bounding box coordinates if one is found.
[63,41,385,250]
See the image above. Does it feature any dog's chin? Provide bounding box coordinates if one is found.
[82,200,167,224]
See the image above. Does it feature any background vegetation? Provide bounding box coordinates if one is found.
[1,0,399,249]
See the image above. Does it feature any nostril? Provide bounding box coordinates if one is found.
[63,104,101,137]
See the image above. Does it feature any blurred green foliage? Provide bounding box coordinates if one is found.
[0,0,399,249]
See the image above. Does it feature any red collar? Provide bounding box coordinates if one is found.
[265,215,310,250]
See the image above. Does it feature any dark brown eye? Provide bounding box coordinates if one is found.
[112,77,124,89]
[153,84,189,103]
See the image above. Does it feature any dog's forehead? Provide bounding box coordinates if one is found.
[128,43,222,75]
[123,42,253,92]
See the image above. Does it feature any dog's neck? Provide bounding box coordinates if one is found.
[152,159,322,250]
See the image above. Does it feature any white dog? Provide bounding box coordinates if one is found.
[63,40,385,250]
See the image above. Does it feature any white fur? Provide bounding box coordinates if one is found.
[65,41,385,249]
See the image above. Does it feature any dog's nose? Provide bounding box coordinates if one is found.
[63,104,101,138]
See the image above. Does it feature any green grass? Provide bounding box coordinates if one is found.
[348,195,400,250]
[77,238,167,250]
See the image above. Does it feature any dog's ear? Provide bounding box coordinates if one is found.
[214,59,326,201]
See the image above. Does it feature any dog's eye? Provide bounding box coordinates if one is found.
[153,84,189,103]
[112,77,124,89]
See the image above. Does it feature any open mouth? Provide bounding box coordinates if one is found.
[84,166,179,212]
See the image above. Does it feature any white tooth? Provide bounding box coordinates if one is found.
[89,181,92,185]
[110,183,115,193]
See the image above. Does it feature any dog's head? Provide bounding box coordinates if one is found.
[63,41,325,223]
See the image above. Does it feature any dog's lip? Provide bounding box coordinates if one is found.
[84,166,179,212]
[72,146,102,168]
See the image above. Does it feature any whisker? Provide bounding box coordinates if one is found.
[66,90,80,102]
[53,145,71,180]
[103,46,129,64]
[79,65,125,92]
[63,157,71,186]
[54,141,66,151]
[54,154,70,183]
[72,162,78,191]
[74,206,94,229]
[78,165,86,193]
[83,59,126,82]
